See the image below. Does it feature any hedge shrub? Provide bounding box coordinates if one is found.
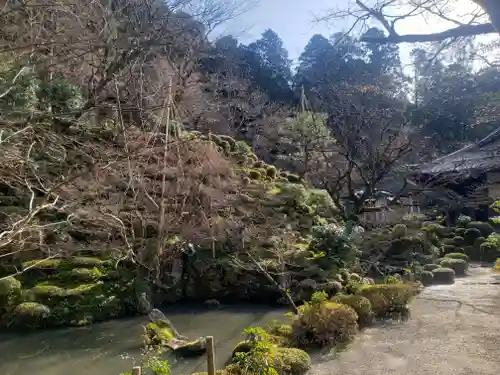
[420,270,434,286]
[356,284,416,319]
[439,258,468,276]
[444,253,469,262]
[423,263,440,272]
[292,301,358,347]
[432,267,455,284]
[467,221,494,237]
[331,294,374,327]
[463,228,481,245]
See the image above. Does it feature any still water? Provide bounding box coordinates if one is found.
[0,305,287,375]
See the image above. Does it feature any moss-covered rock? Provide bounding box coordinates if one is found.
[432,267,455,284]
[11,302,51,328]
[292,301,358,347]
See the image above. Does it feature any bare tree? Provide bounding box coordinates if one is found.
[321,0,499,44]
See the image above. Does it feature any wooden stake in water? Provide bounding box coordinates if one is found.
[206,336,216,375]
[132,366,141,375]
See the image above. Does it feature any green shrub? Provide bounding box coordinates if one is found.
[219,140,231,154]
[235,140,252,156]
[494,258,500,272]
[286,173,301,183]
[451,236,464,246]
[253,161,264,168]
[478,242,500,262]
[464,228,481,245]
[331,294,373,327]
[292,301,358,347]
[219,135,237,151]
[474,236,486,247]
[0,276,21,312]
[356,284,416,319]
[423,264,440,271]
[456,215,472,227]
[442,244,456,255]
[392,224,408,239]
[420,270,434,286]
[272,347,311,375]
[266,166,278,179]
[467,221,494,237]
[444,253,469,262]
[442,238,455,246]
[454,228,466,237]
[439,258,468,276]
[249,170,261,180]
[432,267,455,284]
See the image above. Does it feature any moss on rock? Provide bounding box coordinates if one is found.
[11,302,51,328]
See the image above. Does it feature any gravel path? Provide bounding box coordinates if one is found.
[310,266,500,375]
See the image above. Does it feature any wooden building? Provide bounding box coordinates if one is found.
[407,127,500,221]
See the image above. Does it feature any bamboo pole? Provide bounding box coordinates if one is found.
[206,336,216,375]
[132,366,141,375]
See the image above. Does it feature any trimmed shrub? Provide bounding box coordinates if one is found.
[474,237,486,247]
[420,270,434,286]
[444,253,469,262]
[249,170,261,180]
[442,238,455,246]
[442,244,456,255]
[266,166,278,179]
[423,264,440,272]
[392,224,408,239]
[331,294,373,327]
[11,302,52,328]
[494,258,500,272]
[292,301,358,347]
[457,215,472,227]
[356,284,416,319]
[432,267,455,284]
[464,228,481,245]
[467,221,494,237]
[451,236,464,246]
[454,228,466,237]
[478,242,500,262]
[439,258,468,276]
[286,173,301,183]
[272,348,312,375]
[219,135,236,151]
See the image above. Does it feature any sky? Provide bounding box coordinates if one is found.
[219,0,492,70]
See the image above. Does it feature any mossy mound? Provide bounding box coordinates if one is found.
[423,264,440,272]
[11,302,51,328]
[432,267,455,284]
[331,294,373,327]
[419,271,434,286]
[467,221,494,237]
[272,347,311,375]
[292,301,358,347]
[439,258,468,276]
[356,284,417,319]
[2,257,136,329]
[444,253,469,262]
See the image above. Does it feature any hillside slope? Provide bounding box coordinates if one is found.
[0,122,341,329]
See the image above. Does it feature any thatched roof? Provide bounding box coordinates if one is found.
[416,126,500,176]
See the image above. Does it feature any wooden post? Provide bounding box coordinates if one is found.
[206,336,216,375]
[132,366,141,375]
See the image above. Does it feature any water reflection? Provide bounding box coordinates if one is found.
[0,305,287,375]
